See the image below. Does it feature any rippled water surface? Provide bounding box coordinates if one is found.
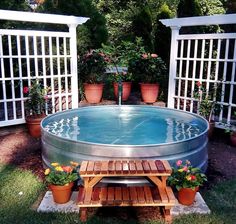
[43,106,207,145]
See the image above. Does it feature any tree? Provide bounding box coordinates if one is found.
[38,0,108,53]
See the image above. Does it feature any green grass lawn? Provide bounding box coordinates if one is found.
[0,164,236,224]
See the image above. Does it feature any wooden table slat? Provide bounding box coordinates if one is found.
[162,160,172,174]
[122,187,130,203]
[143,186,153,203]
[129,187,138,203]
[128,160,136,174]
[148,160,158,173]
[136,187,145,203]
[108,161,115,174]
[151,187,161,203]
[92,187,101,204]
[155,160,166,173]
[94,161,101,174]
[135,160,144,174]
[122,161,129,174]
[79,161,88,175]
[87,161,95,174]
[115,161,122,174]
[107,187,115,205]
[100,161,109,174]
[166,187,176,204]
[100,187,107,205]
[115,187,122,204]
[142,160,151,173]
[158,186,168,203]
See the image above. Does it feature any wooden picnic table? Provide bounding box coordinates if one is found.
[77,160,175,222]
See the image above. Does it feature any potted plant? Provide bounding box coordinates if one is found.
[44,161,79,204]
[102,38,145,101]
[129,52,167,103]
[24,80,48,138]
[168,160,207,206]
[78,50,107,103]
[194,81,220,138]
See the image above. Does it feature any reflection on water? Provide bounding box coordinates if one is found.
[44,111,202,145]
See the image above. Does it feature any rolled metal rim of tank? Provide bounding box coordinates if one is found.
[41,105,209,147]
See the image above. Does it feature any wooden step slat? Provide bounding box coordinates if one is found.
[129,187,138,204]
[148,160,158,174]
[135,160,144,174]
[166,187,176,204]
[107,187,115,205]
[143,186,153,204]
[155,160,166,173]
[142,160,151,173]
[162,160,172,174]
[115,187,122,205]
[122,161,129,174]
[100,161,109,174]
[100,187,107,205]
[151,187,161,203]
[77,187,85,204]
[92,187,101,204]
[108,160,115,174]
[94,161,101,174]
[122,187,130,203]
[128,160,136,174]
[115,161,122,174]
[79,161,88,175]
[136,187,145,203]
[86,161,95,174]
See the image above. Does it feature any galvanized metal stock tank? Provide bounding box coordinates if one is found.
[41,106,209,172]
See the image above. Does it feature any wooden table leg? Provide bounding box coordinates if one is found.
[161,206,172,223]
[80,207,87,222]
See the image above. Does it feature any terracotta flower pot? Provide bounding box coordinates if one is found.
[140,83,160,103]
[230,132,236,147]
[49,182,74,204]
[84,83,104,103]
[26,114,46,138]
[113,82,132,101]
[178,187,197,206]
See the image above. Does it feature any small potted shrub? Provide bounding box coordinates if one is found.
[129,52,167,103]
[44,161,79,204]
[168,160,207,206]
[78,50,107,103]
[24,80,49,138]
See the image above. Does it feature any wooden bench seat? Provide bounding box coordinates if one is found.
[78,186,175,207]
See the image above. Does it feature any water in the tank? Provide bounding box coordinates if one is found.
[44,107,203,145]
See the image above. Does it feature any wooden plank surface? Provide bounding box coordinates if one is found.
[135,160,144,174]
[115,161,122,174]
[84,187,93,204]
[86,161,95,174]
[122,187,130,203]
[148,160,158,173]
[155,160,165,173]
[100,161,109,174]
[79,161,88,175]
[166,187,176,204]
[129,187,138,204]
[115,187,122,204]
[92,187,100,204]
[100,187,107,205]
[94,161,101,174]
[129,160,136,174]
[144,186,153,203]
[162,160,172,174]
[158,186,168,203]
[151,187,161,203]
[107,187,115,205]
[122,161,129,174]
[136,187,145,203]
[142,160,151,173]
[108,160,115,174]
